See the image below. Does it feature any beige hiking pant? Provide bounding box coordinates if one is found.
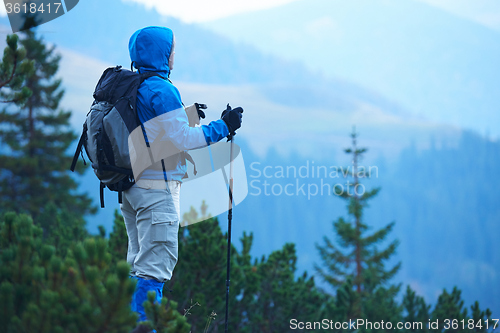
[120,180,181,282]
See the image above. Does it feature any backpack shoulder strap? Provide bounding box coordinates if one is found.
[139,72,166,83]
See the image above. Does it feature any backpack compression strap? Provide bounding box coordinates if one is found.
[100,182,105,208]
[70,123,87,172]
[180,152,198,180]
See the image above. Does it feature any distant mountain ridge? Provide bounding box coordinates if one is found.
[205,0,500,138]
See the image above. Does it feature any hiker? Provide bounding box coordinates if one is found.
[124,26,243,327]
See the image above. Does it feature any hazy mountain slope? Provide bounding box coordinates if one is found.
[0,0,311,85]
[416,0,500,32]
[205,0,500,137]
[0,0,461,158]
[378,131,500,312]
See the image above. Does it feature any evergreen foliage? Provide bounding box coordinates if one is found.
[0,212,137,332]
[170,207,232,331]
[1,204,494,332]
[432,287,468,332]
[141,292,191,333]
[430,287,493,333]
[402,286,431,333]
[166,204,332,332]
[0,34,33,104]
[240,244,333,333]
[315,128,401,319]
[469,301,494,333]
[165,201,495,332]
[108,210,129,266]
[0,29,95,225]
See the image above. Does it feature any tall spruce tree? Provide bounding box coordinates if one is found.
[0,28,95,237]
[315,128,401,319]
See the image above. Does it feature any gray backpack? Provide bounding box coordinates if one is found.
[70,66,162,207]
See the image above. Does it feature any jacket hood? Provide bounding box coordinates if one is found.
[129,26,174,75]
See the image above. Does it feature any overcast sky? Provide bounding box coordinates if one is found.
[121,0,300,23]
[122,0,500,31]
[0,0,299,22]
[1,0,499,32]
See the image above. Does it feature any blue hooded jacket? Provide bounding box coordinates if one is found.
[129,26,229,181]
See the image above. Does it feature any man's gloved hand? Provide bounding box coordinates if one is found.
[194,103,207,120]
[221,104,243,138]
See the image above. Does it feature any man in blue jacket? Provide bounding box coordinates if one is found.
[123,26,243,328]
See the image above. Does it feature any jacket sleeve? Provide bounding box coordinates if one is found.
[201,119,229,144]
[150,85,229,150]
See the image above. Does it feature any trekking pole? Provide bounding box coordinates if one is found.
[224,135,235,333]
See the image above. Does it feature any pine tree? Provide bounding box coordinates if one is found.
[315,128,401,319]
[141,292,191,333]
[170,208,236,332]
[402,286,431,333]
[431,287,468,332]
[0,28,95,229]
[469,301,493,333]
[0,212,138,332]
[242,243,333,333]
[108,209,129,265]
[0,34,33,104]
[431,287,493,333]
